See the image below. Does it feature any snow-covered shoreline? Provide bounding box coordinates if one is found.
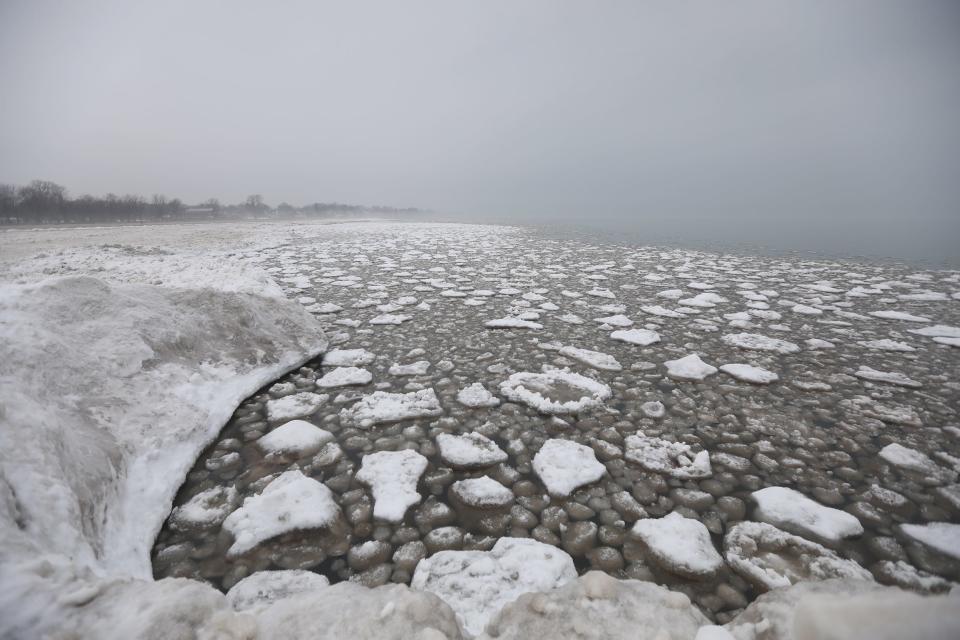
[2,221,958,639]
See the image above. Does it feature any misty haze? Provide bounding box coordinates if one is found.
[1,2,959,640]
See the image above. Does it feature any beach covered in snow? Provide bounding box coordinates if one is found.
[2,220,959,639]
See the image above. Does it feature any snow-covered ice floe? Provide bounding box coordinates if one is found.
[499,368,611,414]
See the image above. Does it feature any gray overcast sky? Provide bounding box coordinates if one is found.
[1,1,958,262]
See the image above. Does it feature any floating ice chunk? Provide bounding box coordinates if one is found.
[657,289,684,299]
[306,302,343,314]
[558,313,584,324]
[369,313,412,325]
[322,348,376,366]
[226,570,329,612]
[752,486,863,544]
[485,317,543,329]
[593,314,633,327]
[641,305,684,318]
[934,336,960,347]
[316,366,372,388]
[586,287,616,299]
[533,438,607,497]
[499,369,612,414]
[722,332,800,354]
[806,338,835,350]
[388,360,431,376]
[854,366,921,388]
[610,328,661,346]
[641,400,666,418]
[664,354,718,381]
[456,382,501,408]
[910,324,960,338]
[680,292,727,308]
[558,345,622,371]
[879,443,956,483]
[265,392,328,422]
[624,434,712,479]
[356,450,429,523]
[223,470,342,557]
[451,476,514,508]
[870,310,931,322]
[632,512,723,578]
[339,388,443,428]
[168,485,238,531]
[858,339,916,352]
[791,304,822,315]
[436,432,508,469]
[724,521,872,592]
[257,420,334,456]
[411,537,576,637]
[899,522,960,561]
[720,363,779,385]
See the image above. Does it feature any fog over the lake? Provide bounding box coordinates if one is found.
[1,0,958,264]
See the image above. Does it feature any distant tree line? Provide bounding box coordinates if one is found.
[0,179,420,225]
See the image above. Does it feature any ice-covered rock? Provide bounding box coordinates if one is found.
[533,438,608,497]
[226,569,329,612]
[724,521,872,592]
[481,571,709,640]
[752,486,864,545]
[411,537,576,637]
[720,363,779,385]
[356,450,429,523]
[339,388,444,428]
[265,392,328,422]
[722,332,800,354]
[558,345,623,371]
[456,382,501,408]
[436,432,508,470]
[222,470,343,557]
[610,328,661,346]
[257,420,334,456]
[499,369,611,414]
[625,434,712,479]
[316,366,372,388]
[632,512,723,579]
[664,354,718,381]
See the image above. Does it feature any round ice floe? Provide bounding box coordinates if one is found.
[724,521,872,592]
[610,328,661,346]
[316,366,372,388]
[664,354,717,381]
[722,332,800,354]
[499,369,611,414]
[558,345,622,371]
[339,388,443,428]
[222,470,343,557]
[411,537,576,637]
[168,485,238,531]
[632,512,723,579]
[356,450,429,523]
[719,363,779,385]
[533,438,607,497]
[265,392,328,422]
[226,569,329,612]
[456,382,501,408]
[322,348,376,366]
[436,432,508,469]
[451,476,514,509]
[257,420,334,456]
[624,434,712,479]
[751,486,863,545]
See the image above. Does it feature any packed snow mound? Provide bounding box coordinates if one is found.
[752,486,864,545]
[411,537,577,637]
[226,569,330,612]
[222,470,343,557]
[480,571,710,640]
[632,512,723,579]
[725,578,960,640]
[257,581,464,640]
[499,369,612,414]
[0,268,327,637]
[724,521,873,592]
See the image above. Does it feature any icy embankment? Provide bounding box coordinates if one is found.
[0,234,328,637]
